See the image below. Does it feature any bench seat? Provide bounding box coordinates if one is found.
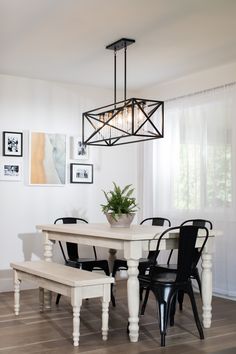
[10,260,114,346]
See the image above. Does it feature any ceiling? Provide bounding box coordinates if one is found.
[1,0,236,90]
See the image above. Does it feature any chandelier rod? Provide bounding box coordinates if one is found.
[114,49,117,106]
[124,43,127,101]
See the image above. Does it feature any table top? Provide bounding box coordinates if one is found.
[36,223,216,242]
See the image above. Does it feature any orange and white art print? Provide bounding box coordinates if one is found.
[29,132,66,185]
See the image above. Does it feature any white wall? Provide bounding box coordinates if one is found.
[0,74,138,291]
[138,61,236,100]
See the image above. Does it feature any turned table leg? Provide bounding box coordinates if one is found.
[201,248,213,328]
[127,259,140,342]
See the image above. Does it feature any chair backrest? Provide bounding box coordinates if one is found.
[150,225,209,282]
[176,225,208,281]
[54,217,97,262]
[180,218,213,229]
[180,219,212,265]
[140,217,171,261]
[140,217,171,227]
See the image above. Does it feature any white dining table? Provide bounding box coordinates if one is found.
[36,223,217,342]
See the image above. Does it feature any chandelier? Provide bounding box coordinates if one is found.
[82,38,164,146]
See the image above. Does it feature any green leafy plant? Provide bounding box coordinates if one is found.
[101,182,138,220]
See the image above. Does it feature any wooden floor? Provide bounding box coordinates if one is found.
[0,280,236,354]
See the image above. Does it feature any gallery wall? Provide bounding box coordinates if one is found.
[0,74,138,291]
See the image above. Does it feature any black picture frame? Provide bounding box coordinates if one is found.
[70,163,93,184]
[3,131,23,157]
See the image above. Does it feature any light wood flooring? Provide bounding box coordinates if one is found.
[0,280,236,354]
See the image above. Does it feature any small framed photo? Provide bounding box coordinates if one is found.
[3,131,23,157]
[0,158,23,181]
[70,163,93,184]
[71,136,89,160]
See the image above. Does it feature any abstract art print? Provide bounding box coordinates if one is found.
[3,131,23,157]
[0,158,22,181]
[70,163,93,184]
[30,132,66,185]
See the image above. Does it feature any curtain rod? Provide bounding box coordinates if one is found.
[166,81,236,103]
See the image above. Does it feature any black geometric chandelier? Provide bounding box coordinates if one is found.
[82,38,164,146]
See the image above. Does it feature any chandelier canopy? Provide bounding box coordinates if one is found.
[82,38,164,146]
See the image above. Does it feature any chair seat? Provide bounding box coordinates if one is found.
[67,259,109,268]
[139,271,177,285]
[152,263,200,280]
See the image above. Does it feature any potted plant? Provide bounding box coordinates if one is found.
[101,182,138,228]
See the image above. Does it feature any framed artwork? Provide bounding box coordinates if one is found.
[3,131,23,157]
[29,132,66,185]
[0,158,23,181]
[71,136,89,160]
[70,163,93,184]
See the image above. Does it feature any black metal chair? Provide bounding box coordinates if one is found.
[153,219,213,311]
[111,217,171,306]
[54,217,115,306]
[139,225,209,347]
[140,218,213,314]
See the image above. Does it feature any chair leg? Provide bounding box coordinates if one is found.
[112,262,123,278]
[110,262,126,307]
[103,262,116,307]
[158,301,168,347]
[140,287,150,315]
[138,265,150,302]
[110,263,120,308]
[178,290,184,311]
[194,268,202,297]
[170,294,177,326]
[110,284,116,307]
[153,286,173,347]
[56,293,61,305]
[140,286,143,301]
[187,284,204,340]
[102,262,110,277]
[93,262,116,307]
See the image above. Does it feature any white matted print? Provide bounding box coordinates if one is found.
[70,163,93,184]
[0,158,23,181]
[71,136,89,160]
[29,132,66,185]
[3,131,23,157]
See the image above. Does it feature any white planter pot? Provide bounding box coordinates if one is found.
[105,213,135,228]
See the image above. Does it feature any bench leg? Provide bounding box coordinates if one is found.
[39,287,44,312]
[72,303,82,346]
[14,270,21,315]
[102,283,110,341]
[71,289,82,347]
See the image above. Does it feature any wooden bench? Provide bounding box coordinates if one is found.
[10,260,114,346]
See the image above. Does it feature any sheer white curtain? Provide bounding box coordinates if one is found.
[139,83,236,298]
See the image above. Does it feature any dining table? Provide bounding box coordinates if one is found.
[36,222,217,343]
